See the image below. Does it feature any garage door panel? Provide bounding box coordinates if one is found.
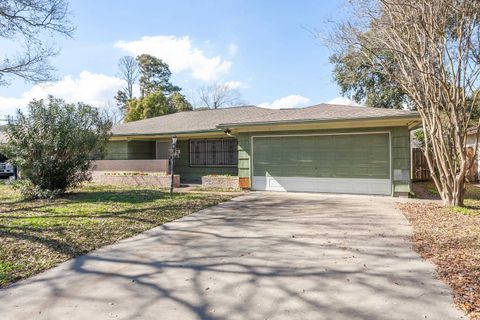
[252,133,391,195]
[253,176,391,195]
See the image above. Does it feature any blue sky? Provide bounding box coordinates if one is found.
[0,0,355,117]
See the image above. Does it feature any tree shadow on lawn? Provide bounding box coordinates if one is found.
[63,188,176,204]
[0,201,190,224]
[0,189,198,216]
[0,197,223,288]
[0,188,178,209]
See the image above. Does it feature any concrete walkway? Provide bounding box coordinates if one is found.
[0,192,465,320]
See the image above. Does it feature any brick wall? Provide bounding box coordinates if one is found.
[91,172,180,188]
[202,176,239,189]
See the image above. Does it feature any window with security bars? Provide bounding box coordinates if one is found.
[189,139,238,167]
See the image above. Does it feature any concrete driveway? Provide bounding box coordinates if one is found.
[0,192,464,320]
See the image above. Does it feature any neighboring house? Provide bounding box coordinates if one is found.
[96,104,421,196]
[466,127,480,181]
[411,128,479,182]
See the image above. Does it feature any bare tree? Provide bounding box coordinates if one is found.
[329,0,480,206]
[0,0,74,85]
[117,56,139,99]
[100,101,123,125]
[114,56,139,114]
[198,82,243,109]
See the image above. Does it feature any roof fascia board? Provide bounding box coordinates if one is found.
[110,130,228,141]
[224,118,421,133]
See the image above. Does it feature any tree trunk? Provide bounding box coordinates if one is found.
[425,143,469,207]
[442,181,465,207]
[435,167,467,207]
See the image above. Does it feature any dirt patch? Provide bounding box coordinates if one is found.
[411,181,441,200]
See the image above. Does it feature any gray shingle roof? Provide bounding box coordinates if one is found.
[220,104,418,126]
[111,104,419,136]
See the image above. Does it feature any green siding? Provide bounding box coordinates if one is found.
[104,141,128,160]
[238,134,251,179]
[127,141,155,159]
[238,126,412,195]
[175,140,238,182]
[391,127,410,193]
[104,140,155,160]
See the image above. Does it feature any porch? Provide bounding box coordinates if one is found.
[93,138,239,185]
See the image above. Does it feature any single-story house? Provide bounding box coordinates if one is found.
[96,104,421,196]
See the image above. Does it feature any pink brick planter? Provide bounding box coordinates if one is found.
[91,171,180,188]
[201,176,239,189]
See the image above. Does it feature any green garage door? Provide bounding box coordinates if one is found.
[251,133,391,195]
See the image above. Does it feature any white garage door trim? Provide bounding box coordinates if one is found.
[251,132,392,196]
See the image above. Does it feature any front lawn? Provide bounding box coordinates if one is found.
[399,182,480,319]
[0,184,234,288]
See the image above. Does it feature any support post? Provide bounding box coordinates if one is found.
[170,135,177,196]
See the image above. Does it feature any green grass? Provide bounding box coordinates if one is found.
[0,184,234,287]
[415,181,480,215]
[426,183,439,195]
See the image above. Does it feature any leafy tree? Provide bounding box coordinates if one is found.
[330,49,408,109]
[0,0,74,85]
[124,90,170,122]
[137,54,180,97]
[124,90,194,122]
[114,54,190,121]
[4,96,111,198]
[114,90,129,113]
[330,0,480,206]
[168,92,193,113]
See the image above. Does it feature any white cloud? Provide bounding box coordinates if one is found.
[115,35,232,82]
[228,43,238,56]
[0,71,124,117]
[259,95,310,109]
[223,80,247,90]
[327,96,362,106]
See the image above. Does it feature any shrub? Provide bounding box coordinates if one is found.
[9,180,61,200]
[4,96,112,198]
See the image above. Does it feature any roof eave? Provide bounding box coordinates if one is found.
[110,128,224,137]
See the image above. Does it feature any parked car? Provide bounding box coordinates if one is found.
[0,154,14,179]
[0,162,14,178]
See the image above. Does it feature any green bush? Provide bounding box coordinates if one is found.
[4,96,112,199]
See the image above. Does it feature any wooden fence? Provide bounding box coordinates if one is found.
[411,148,478,182]
[412,148,431,181]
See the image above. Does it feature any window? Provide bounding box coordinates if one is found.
[189,139,238,167]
